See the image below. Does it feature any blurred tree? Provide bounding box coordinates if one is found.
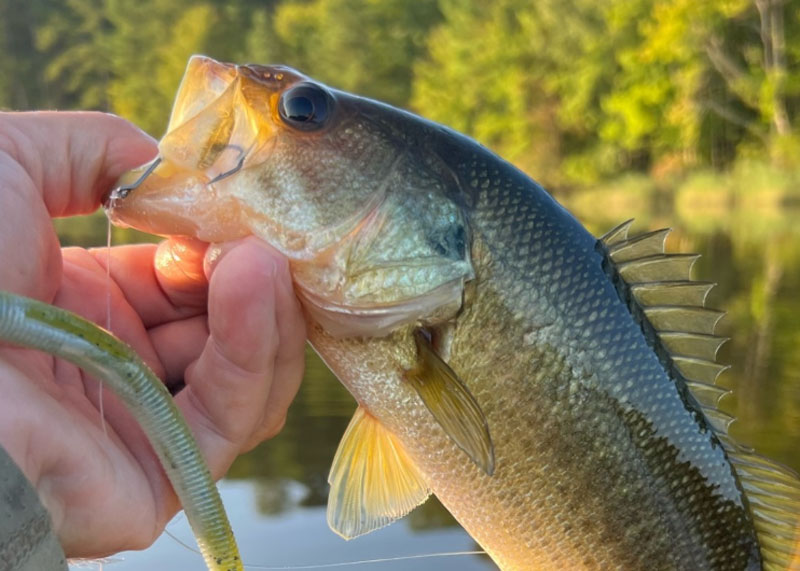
[413,0,800,185]
[580,0,800,171]
[35,0,113,110]
[0,0,53,109]
[609,0,761,169]
[242,6,280,64]
[412,0,568,186]
[104,0,214,135]
[265,0,442,106]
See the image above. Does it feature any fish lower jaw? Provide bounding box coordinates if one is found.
[294,278,466,338]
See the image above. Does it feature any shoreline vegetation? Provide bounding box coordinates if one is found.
[2,0,799,186]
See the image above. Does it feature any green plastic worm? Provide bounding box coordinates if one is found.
[0,290,242,571]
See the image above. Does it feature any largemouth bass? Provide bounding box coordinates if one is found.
[105,55,800,570]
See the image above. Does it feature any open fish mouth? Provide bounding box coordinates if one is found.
[104,55,367,253]
[103,56,301,242]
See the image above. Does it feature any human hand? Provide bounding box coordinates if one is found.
[0,112,306,557]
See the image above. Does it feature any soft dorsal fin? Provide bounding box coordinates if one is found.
[327,406,431,539]
[727,451,800,570]
[600,220,800,569]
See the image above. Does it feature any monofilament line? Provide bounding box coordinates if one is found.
[164,528,485,570]
[100,217,114,439]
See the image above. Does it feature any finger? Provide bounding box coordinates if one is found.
[175,238,299,476]
[241,257,306,450]
[86,239,209,329]
[0,173,61,298]
[0,112,155,300]
[0,111,157,217]
[56,247,166,380]
[146,315,209,389]
[153,238,209,310]
[68,243,213,386]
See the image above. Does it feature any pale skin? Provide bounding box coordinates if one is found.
[0,112,306,557]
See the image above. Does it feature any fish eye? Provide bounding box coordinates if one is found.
[278,83,332,131]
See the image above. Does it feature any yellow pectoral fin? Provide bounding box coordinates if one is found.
[405,329,495,476]
[327,406,431,540]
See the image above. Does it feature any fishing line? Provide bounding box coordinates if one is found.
[163,528,486,569]
[99,217,113,439]
[243,551,488,570]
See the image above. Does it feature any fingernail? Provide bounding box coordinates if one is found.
[204,243,228,277]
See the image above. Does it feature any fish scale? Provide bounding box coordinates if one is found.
[444,153,758,569]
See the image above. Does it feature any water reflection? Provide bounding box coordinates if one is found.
[58,187,800,568]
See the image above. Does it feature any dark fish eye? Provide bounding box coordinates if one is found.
[278,83,332,130]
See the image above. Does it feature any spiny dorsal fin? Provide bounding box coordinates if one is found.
[600,221,728,407]
[630,281,716,306]
[618,253,700,283]
[599,219,634,246]
[600,221,800,569]
[607,227,671,262]
[658,332,728,362]
[671,356,729,385]
[643,306,725,336]
[685,380,730,407]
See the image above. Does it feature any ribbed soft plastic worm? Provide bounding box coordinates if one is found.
[0,290,242,571]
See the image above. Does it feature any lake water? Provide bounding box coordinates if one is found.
[60,185,800,570]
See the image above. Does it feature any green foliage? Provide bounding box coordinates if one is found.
[267,0,442,105]
[0,0,53,109]
[105,1,216,135]
[412,0,799,185]
[412,0,566,184]
[36,0,112,110]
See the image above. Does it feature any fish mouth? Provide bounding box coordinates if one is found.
[103,55,302,241]
[103,156,163,208]
[103,155,205,237]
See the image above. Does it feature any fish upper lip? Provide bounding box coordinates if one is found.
[103,156,164,209]
[102,186,128,210]
[101,190,113,209]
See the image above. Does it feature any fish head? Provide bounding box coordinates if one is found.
[106,56,474,336]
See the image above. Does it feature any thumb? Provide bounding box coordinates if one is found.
[176,237,305,475]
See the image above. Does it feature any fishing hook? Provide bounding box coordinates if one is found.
[108,156,163,200]
[107,144,246,203]
[207,145,247,185]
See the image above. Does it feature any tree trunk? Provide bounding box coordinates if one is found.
[755,0,791,136]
